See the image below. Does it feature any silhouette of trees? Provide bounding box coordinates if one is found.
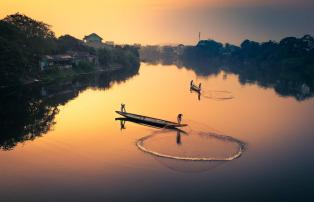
[57,34,95,54]
[0,13,140,86]
[140,35,314,100]
[0,13,58,84]
[0,86,59,150]
[98,45,140,70]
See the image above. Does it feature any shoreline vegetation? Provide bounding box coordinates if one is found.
[0,13,140,87]
[0,13,313,149]
[140,35,314,100]
[0,13,141,149]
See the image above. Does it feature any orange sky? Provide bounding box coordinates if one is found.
[1,0,313,45]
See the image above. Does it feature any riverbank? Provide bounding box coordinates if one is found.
[0,13,140,88]
[39,65,124,83]
[0,65,126,89]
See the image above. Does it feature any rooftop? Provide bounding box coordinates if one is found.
[83,33,103,40]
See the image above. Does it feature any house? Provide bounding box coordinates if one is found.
[83,33,105,49]
[39,55,73,71]
[39,51,99,71]
[83,33,103,43]
[69,51,99,66]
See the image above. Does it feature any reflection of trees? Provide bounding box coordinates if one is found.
[140,47,313,101]
[0,86,59,150]
[0,67,139,150]
[227,61,313,101]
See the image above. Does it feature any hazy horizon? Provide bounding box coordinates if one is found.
[1,0,314,45]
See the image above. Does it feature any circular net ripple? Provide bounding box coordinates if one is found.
[201,90,234,100]
[136,129,246,161]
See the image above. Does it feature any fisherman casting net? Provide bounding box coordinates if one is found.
[136,121,247,162]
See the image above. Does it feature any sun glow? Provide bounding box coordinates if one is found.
[1,0,313,44]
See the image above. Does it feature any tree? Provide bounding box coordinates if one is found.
[57,35,95,54]
[3,13,57,55]
[0,13,58,84]
[3,13,55,40]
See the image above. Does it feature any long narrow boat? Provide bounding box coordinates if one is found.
[115,111,188,128]
[115,118,188,134]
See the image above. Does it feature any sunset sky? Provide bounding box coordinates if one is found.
[1,0,313,45]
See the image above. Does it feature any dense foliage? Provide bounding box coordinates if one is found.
[57,34,95,54]
[98,45,140,70]
[0,13,58,84]
[0,13,140,86]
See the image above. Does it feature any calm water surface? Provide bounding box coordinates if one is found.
[0,63,314,201]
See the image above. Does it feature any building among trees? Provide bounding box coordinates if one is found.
[83,33,104,49]
[83,33,102,43]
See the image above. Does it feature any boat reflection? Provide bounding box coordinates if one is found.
[190,87,201,101]
[115,117,187,145]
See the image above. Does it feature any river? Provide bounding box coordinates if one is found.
[0,63,313,201]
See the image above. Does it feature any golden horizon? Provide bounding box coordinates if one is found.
[1,0,313,45]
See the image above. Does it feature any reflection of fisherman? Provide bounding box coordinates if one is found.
[121,103,126,112]
[176,130,182,145]
[120,119,126,130]
[177,114,183,124]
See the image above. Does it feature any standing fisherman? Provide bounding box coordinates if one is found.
[121,103,126,112]
[177,113,183,124]
[190,80,194,88]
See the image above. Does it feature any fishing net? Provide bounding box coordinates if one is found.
[136,120,247,162]
[190,89,234,101]
[201,90,234,100]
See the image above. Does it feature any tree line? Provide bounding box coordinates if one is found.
[0,13,140,86]
[140,35,314,100]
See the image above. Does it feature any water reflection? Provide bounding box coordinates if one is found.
[116,117,229,173]
[0,62,313,201]
[116,117,187,142]
[141,52,313,101]
[116,116,246,162]
[0,68,139,150]
[190,88,201,101]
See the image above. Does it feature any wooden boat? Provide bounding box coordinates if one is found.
[115,117,188,134]
[190,84,201,92]
[115,111,188,128]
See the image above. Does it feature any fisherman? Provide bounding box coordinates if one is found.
[198,83,202,90]
[121,103,126,112]
[177,113,183,124]
[190,80,194,87]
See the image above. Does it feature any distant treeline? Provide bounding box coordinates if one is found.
[140,35,314,100]
[0,13,140,85]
